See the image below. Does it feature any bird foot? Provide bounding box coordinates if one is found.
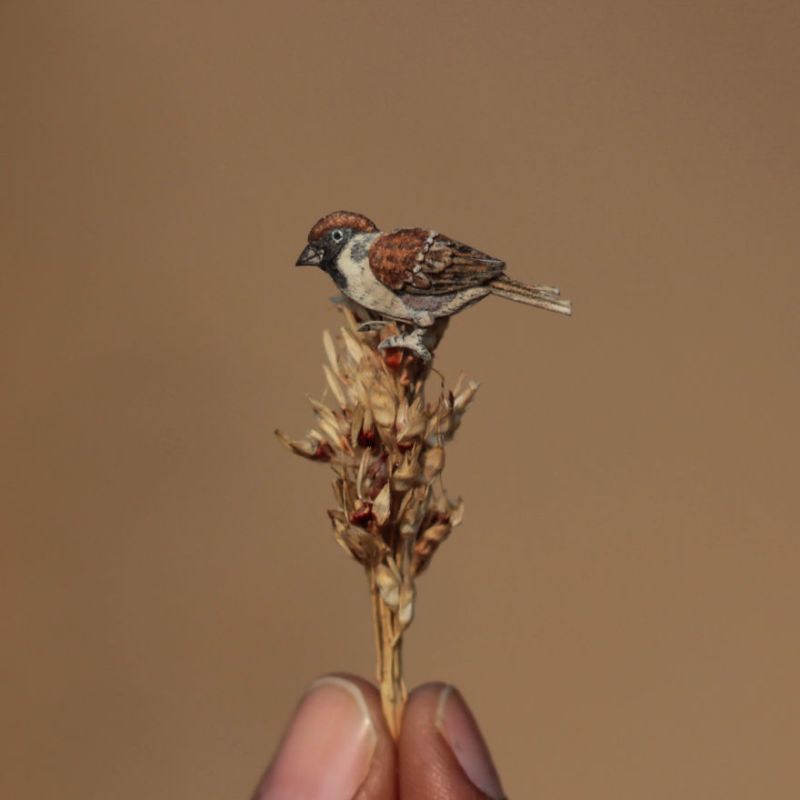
[378,328,432,362]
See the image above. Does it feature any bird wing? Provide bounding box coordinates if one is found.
[368,228,505,295]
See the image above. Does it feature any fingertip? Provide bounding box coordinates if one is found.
[400,683,505,800]
[435,685,505,800]
[253,673,396,800]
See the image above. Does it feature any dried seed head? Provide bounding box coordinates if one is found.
[278,303,481,742]
[280,305,477,583]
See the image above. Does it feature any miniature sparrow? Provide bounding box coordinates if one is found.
[296,211,571,360]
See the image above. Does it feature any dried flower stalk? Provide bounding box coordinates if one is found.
[276,305,477,737]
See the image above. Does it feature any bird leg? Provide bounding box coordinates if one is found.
[377,327,432,362]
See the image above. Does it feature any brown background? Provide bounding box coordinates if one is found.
[2,2,799,798]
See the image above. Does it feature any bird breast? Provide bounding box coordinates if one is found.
[337,234,416,321]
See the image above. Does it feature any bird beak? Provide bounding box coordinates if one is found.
[295,244,323,267]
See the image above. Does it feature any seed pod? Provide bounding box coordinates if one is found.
[318,416,348,453]
[275,430,332,461]
[398,582,415,627]
[412,521,452,575]
[392,453,421,491]
[350,405,365,449]
[423,446,445,480]
[372,482,392,525]
[376,563,400,608]
[369,383,396,428]
[343,525,381,565]
[356,449,371,499]
[397,397,427,441]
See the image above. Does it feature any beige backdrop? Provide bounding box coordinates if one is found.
[2,2,799,798]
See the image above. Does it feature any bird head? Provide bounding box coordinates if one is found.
[295,211,378,270]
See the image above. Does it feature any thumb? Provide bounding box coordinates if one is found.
[252,674,397,800]
[399,683,506,799]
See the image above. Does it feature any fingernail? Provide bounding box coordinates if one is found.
[436,685,506,800]
[259,676,377,800]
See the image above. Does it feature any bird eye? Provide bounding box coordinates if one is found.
[331,229,344,242]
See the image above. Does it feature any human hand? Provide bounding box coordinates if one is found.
[252,674,506,799]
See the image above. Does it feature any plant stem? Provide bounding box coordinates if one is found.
[368,566,406,738]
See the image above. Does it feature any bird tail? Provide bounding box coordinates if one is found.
[489,276,572,316]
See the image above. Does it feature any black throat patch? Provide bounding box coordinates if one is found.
[319,229,355,290]
[323,260,349,290]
